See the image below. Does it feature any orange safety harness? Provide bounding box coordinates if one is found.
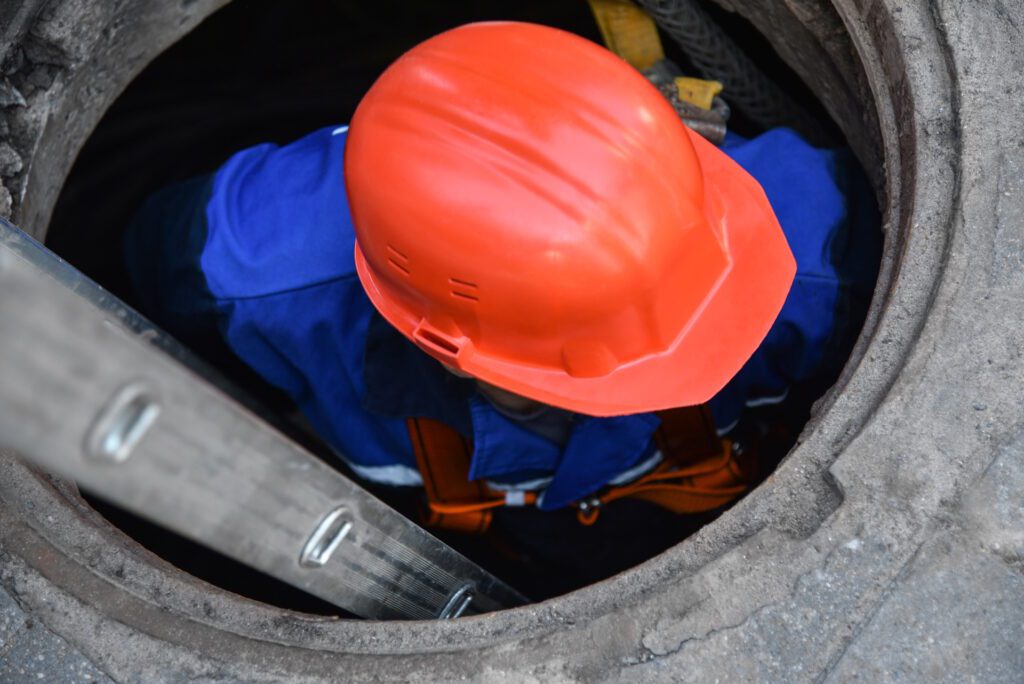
[406,405,755,533]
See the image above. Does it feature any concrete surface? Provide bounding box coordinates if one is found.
[0,584,111,683]
[0,0,1022,681]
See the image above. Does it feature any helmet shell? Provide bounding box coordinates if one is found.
[346,21,795,416]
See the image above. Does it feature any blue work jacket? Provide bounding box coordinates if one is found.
[125,124,878,510]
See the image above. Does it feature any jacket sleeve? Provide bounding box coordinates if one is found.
[710,129,881,433]
[122,174,225,354]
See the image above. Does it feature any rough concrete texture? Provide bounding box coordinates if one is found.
[0,579,26,652]
[0,0,1023,681]
[0,0,229,229]
[0,584,112,682]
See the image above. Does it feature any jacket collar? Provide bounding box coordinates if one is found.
[360,311,474,435]
[361,311,660,509]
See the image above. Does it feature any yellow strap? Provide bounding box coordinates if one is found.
[588,1,725,109]
[587,0,665,71]
[674,76,724,110]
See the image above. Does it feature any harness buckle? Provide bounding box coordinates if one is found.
[576,497,603,526]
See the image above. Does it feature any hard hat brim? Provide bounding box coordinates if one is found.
[355,127,796,416]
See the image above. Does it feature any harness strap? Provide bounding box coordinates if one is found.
[587,0,665,71]
[673,76,724,111]
[575,406,748,524]
[655,403,721,460]
[575,440,747,525]
[407,417,494,534]
[408,405,753,533]
[587,0,729,144]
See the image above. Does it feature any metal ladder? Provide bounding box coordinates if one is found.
[0,217,527,619]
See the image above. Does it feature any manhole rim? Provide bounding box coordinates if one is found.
[0,0,959,668]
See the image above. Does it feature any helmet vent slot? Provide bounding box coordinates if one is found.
[449,277,479,301]
[388,257,410,275]
[387,244,410,275]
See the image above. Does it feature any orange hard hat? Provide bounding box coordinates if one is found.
[346,22,795,417]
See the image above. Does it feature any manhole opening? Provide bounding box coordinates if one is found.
[44,0,882,615]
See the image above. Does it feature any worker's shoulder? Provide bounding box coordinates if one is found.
[722,127,852,185]
[725,128,868,281]
[202,125,358,300]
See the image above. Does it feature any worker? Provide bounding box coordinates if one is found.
[123,22,878,587]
